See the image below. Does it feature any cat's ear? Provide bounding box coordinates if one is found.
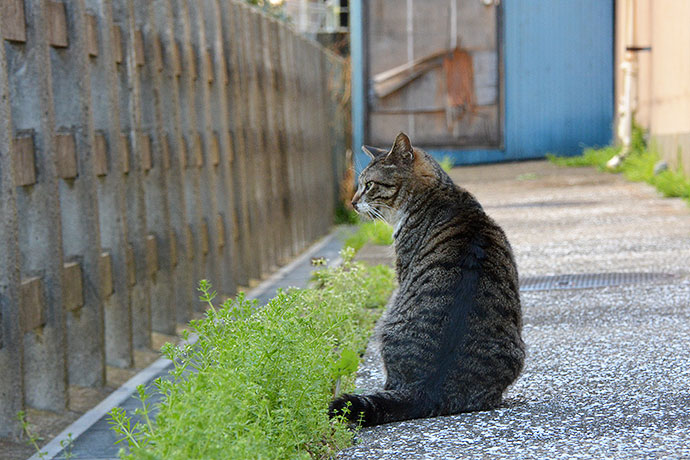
[387,132,414,163]
[362,145,389,159]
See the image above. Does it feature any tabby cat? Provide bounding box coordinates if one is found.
[329,132,525,426]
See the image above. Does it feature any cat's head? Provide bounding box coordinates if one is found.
[351,132,441,221]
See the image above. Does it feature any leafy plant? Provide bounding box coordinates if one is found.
[439,155,454,173]
[548,124,690,205]
[344,221,394,252]
[17,411,47,459]
[109,249,395,459]
[335,203,359,225]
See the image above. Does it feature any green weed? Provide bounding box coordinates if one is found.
[439,156,454,173]
[546,145,620,170]
[17,411,47,459]
[334,203,359,225]
[548,125,690,204]
[343,221,394,252]
[109,249,395,459]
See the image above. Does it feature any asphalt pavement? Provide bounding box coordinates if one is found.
[42,161,690,460]
[337,161,690,460]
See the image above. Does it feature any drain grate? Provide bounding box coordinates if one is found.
[519,272,675,292]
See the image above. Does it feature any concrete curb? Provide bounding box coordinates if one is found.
[32,229,343,460]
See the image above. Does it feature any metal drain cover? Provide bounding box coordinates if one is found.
[519,272,675,292]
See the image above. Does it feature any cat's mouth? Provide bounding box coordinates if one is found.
[355,201,388,222]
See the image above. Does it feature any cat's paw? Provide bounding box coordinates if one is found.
[329,393,366,422]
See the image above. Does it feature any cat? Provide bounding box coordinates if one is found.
[329,132,525,426]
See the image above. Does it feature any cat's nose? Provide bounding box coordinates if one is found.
[351,197,359,210]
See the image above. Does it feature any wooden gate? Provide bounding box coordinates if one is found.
[365,0,502,149]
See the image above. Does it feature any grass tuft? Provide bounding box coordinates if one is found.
[109,249,395,459]
[343,220,394,252]
[548,125,690,205]
[439,156,454,173]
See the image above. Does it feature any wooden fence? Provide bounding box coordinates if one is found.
[0,0,349,436]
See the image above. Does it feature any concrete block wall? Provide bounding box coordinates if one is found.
[0,0,348,436]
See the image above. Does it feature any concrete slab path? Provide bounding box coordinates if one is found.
[338,161,690,459]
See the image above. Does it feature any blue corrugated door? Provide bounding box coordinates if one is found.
[503,0,614,159]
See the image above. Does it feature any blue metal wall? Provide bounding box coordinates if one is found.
[352,0,615,170]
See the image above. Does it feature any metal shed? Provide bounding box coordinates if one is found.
[351,0,614,169]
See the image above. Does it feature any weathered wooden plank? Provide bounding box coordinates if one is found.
[1,0,27,43]
[56,133,78,179]
[0,27,24,435]
[85,13,98,57]
[47,1,69,48]
[62,261,84,312]
[13,135,36,186]
[94,132,108,176]
[20,277,45,332]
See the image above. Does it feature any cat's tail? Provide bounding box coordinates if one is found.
[329,389,425,426]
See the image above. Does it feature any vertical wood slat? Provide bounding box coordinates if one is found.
[262,17,290,264]
[0,27,24,436]
[10,0,69,412]
[221,0,252,287]
[151,0,194,324]
[200,0,238,295]
[50,0,106,387]
[174,0,208,312]
[256,14,280,269]
[85,0,134,369]
[132,0,176,336]
[187,0,224,298]
[113,0,152,350]
[241,5,268,279]
[230,2,261,282]
[277,24,300,257]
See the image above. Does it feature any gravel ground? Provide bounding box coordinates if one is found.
[337,161,690,460]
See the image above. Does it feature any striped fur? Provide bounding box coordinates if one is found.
[330,133,525,426]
